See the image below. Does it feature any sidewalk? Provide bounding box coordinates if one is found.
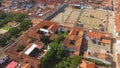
[107,11,116,37]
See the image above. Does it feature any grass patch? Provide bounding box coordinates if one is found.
[3,25,12,30]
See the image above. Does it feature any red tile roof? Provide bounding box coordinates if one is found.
[80,60,95,68]
[36,45,42,49]
[63,27,83,52]
[86,63,95,68]
[5,61,18,68]
[101,39,111,44]
[115,0,120,32]
[88,31,102,39]
[2,1,11,7]
[36,20,59,33]
[7,22,15,27]
[87,31,112,44]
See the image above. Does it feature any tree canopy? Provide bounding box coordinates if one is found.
[9,27,20,36]
[13,13,25,22]
[0,13,7,19]
[40,36,50,44]
[40,32,82,68]
[55,56,82,68]
[40,38,66,68]
[20,19,31,30]
[16,45,26,52]
[0,35,11,46]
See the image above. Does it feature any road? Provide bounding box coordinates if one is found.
[111,0,119,68]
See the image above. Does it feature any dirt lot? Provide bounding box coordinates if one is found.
[51,7,81,27]
[51,7,108,29]
[79,9,108,31]
[0,29,8,34]
[66,9,81,23]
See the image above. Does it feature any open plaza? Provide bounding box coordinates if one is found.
[51,6,109,32]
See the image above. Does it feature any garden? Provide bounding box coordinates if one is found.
[0,12,32,47]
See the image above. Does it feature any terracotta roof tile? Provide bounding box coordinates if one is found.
[22,63,32,68]
[63,27,83,52]
[101,39,111,44]
[98,53,105,59]
[7,22,15,27]
[80,60,95,68]
[87,31,112,44]
[88,32,102,39]
[115,0,120,32]
[36,20,59,33]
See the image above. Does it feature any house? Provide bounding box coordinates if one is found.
[87,30,112,45]
[24,43,42,57]
[63,27,83,55]
[2,0,12,7]
[79,60,95,68]
[7,22,19,27]
[5,61,18,68]
[36,20,59,34]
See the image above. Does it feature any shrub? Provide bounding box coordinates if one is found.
[84,58,110,67]
[40,36,50,43]
[16,45,26,52]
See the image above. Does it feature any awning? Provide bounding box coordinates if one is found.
[25,44,37,55]
[40,28,49,33]
[25,44,42,55]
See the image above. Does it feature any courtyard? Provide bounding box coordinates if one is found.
[51,7,81,27]
[51,7,109,31]
[79,9,108,31]
[87,40,111,53]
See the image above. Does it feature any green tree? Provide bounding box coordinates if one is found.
[20,19,31,30]
[57,33,65,41]
[16,45,26,52]
[0,35,11,46]
[9,27,20,36]
[13,13,25,22]
[40,38,66,68]
[40,36,50,44]
[55,56,82,68]
[0,13,13,25]
[0,13,7,19]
